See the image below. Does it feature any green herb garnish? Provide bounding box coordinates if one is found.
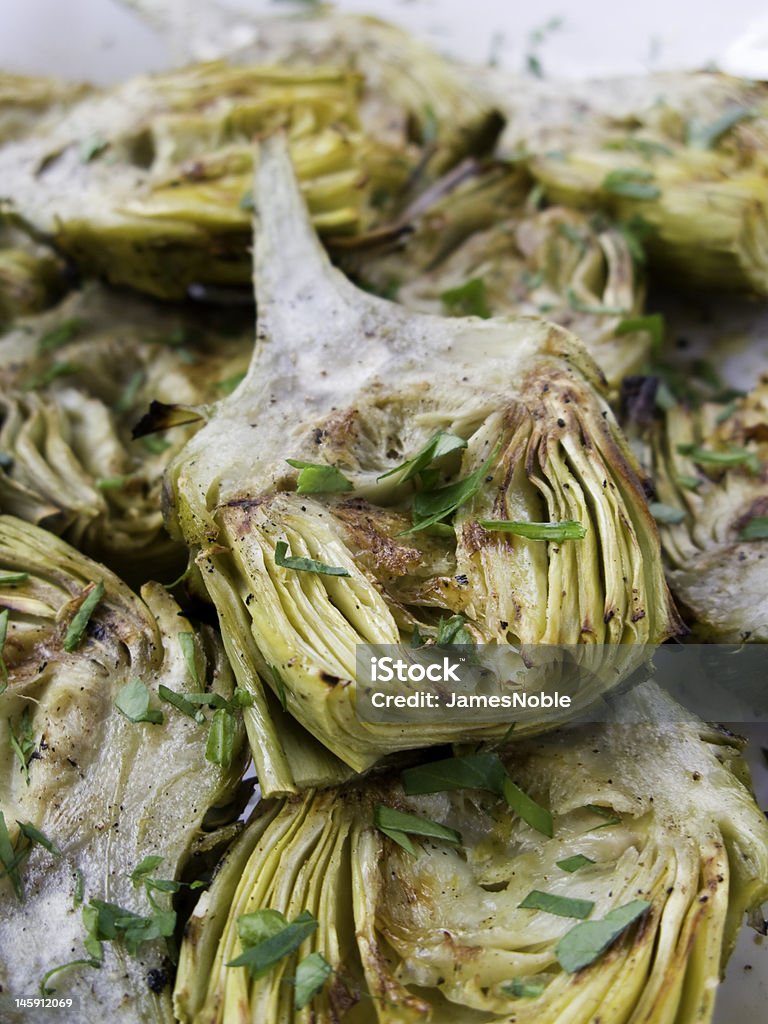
[616,313,664,353]
[23,361,79,390]
[603,168,661,200]
[216,371,247,396]
[227,909,318,978]
[378,430,467,483]
[648,502,685,525]
[585,804,621,828]
[0,811,23,899]
[294,952,333,1010]
[95,475,130,491]
[502,977,549,998]
[274,540,349,577]
[375,805,462,855]
[205,707,236,769]
[740,516,768,540]
[519,889,594,918]
[0,573,30,585]
[141,435,172,454]
[9,708,36,785]
[436,614,474,645]
[84,897,176,959]
[402,753,552,837]
[158,685,206,724]
[114,679,164,725]
[79,134,109,162]
[285,459,353,494]
[440,278,492,318]
[555,900,651,973]
[38,319,82,353]
[480,520,586,541]
[404,443,500,534]
[63,580,104,652]
[0,609,8,695]
[557,854,596,873]
[116,369,145,414]
[178,632,201,686]
[676,444,760,474]
[686,107,757,150]
[39,958,101,996]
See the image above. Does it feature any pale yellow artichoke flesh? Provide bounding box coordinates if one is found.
[0,283,252,584]
[165,136,681,789]
[0,516,246,1023]
[174,682,768,1024]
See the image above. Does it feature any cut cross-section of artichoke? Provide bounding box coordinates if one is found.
[623,375,768,641]
[487,69,768,294]
[0,283,252,585]
[340,162,652,388]
[174,681,768,1024]
[166,135,682,789]
[0,516,247,1023]
[0,22,502,300]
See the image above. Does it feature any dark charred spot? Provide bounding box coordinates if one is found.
[631,609,646,622]
[146,967,168,993]
[320,672,341,687]
[603,608,615,624]
[619,376,659,429]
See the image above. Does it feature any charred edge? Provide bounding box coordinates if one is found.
[132,399,204,439]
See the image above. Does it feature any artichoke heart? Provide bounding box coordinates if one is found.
[174,681,768,1024]
[0,22,501,300]
[165,136,681,788]
[341,161,652,388]
[488,69,768,294]
[0,516,247,1023]
[624,375,768,641]
[0,282,252,584]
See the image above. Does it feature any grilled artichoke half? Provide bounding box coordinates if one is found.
[487,69,768,294]
[165,136,681,789]
[341,161,652,387]
[623,376,768,641]
[0,22,501,300]
[0,516,246,1023]
[0,282,251,585]
[174,681,768,1024]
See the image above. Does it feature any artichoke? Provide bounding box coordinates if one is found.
[0,224,69,324]
[165,136,681,790]
[341,161,653,387]
[174,681,768,1024]
[0,282,251,585]
[0,516,247,1022]
[0,20,501,300]
[622,375,768,641]
[0,71,91,145]
[486,69,768,293]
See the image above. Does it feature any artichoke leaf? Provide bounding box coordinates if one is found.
[175,681,768,1024]
[165,134,681,784]
[0,516,247,1022]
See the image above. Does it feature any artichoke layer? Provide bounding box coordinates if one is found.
[485,69,768,294]
[0,283,252,584]
[341,163,652,387]
[0,516,246,1022]
[624,377,768,641]
[174,682,768,1024]
[165,137,681,788]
